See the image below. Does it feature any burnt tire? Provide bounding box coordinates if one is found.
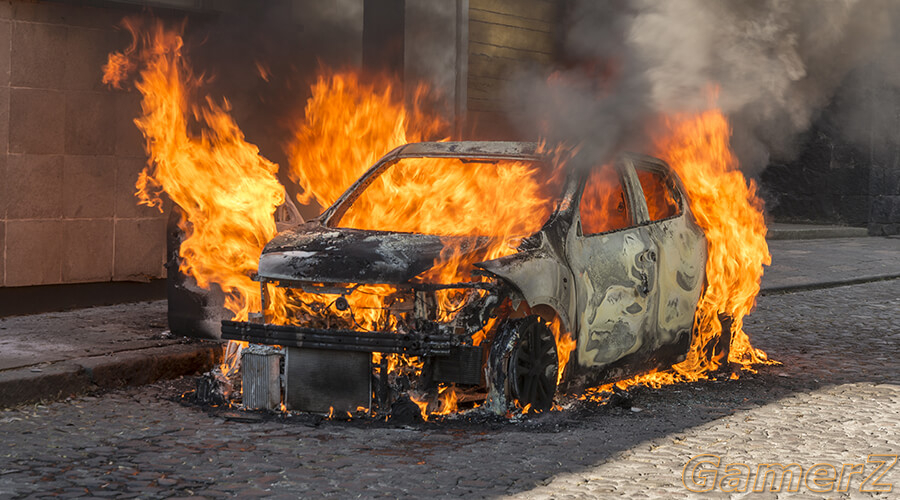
[486,316,558,412]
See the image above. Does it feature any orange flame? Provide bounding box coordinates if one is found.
[102,51,135,89]
[436,385,459,415]
[286,71,446,208]
[548,316,576,385]
[104,19,284,323]
[583,107,773,399]
[409,384,459,421]
[104,19,287,374]
[659,109,772,371]
[410,394,430,421]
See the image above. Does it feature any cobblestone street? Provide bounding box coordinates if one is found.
[1,279,898,499]
[1,0,899,498]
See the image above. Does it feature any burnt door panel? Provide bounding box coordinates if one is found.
[566,163,661,369]
[568,229,660,368]
[633,163,706,346]
[646,217,705,344]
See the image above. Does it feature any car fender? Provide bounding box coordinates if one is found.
[475,232,575,333]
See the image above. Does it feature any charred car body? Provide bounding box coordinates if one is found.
[222,141,707,415]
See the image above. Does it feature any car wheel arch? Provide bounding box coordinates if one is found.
[475,251,576,335]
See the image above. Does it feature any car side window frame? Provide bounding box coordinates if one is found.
[572,159,647,237]
[630,159,685,225]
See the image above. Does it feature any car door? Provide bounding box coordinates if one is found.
[631,158,706,346]
[565,160,661,369]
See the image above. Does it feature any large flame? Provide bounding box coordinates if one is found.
[286,71,446,208]
[282,73,574,409]
[103,20,286,376]
[583,107,773,399]
[659,109,772,371]
[103,19,284,323]
[284,73,560,316]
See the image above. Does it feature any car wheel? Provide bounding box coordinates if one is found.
[486,316,558,412]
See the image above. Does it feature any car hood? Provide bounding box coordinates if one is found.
[258,222,496,284]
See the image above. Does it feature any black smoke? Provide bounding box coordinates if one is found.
[505,0,900,176]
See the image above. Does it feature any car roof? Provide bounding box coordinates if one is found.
[394,143,671,172]
[394,141,540,159]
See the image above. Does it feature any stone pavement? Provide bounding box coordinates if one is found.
[2,302,188,372]
[520,278,900,499]
[0,279,897,498]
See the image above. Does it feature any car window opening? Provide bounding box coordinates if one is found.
[637,168,681,221]
[579,163,633,235]
[334,157,564,238]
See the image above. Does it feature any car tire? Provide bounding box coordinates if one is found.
[486,315,559,413]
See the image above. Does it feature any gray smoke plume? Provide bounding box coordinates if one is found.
[507,0,900,175]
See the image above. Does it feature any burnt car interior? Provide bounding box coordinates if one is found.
[222,142,707,417]
[334,156,564,236]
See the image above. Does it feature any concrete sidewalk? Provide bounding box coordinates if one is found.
[0,231,897,409]
[766,222,869,240]
[762,236,900,293]
[762,224,900,292]
[0,301,221,408]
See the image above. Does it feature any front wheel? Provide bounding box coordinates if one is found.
[486,316,558,413]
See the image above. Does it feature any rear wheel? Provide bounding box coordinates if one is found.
[486,316,558,412]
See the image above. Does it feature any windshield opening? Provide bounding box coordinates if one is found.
[332,156,564,237]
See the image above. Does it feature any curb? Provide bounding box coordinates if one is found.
[766,226,868,240]
[0,342,223,409]
[760,273,900,296]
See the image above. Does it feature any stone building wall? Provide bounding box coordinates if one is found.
[865,89,900,236]
[869,160,900,235]
[760,66,900,236]
[760,127,871,228]
[0,0,363,292]
[0,1,168,288]
[466,0,557,139]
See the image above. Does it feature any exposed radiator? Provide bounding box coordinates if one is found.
[240,345,283,410]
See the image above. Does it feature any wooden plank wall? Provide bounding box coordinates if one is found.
[467,0,558,139]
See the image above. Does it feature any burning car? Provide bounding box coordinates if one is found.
[222,141,707,416]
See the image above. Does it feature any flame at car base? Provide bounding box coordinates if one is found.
[105,19,773,419]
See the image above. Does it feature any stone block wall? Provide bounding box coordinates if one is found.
[0,0,370,293]
[0,1,167,288]
[760,68,900,236]
[466,0,558,139]
[866,88,900,235]
[868,153,900,236]
[760,127,872,228]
